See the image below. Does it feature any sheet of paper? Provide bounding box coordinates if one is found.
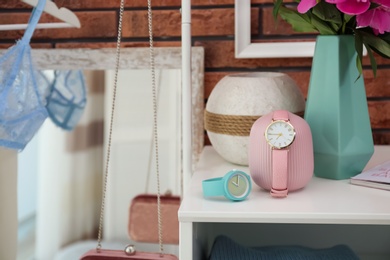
[352,161,390,183]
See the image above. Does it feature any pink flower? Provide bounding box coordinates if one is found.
[325,0,371,15]
[297,0,318,13]
[357,0,390,34]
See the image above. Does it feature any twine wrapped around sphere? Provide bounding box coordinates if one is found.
[204,111,260,136]
[204,110,304,137]
[205,72,306,166]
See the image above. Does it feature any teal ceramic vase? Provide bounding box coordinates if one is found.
[304,35,374,180]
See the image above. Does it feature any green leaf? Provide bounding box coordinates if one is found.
[369,2,380,9]
[379,32,390,42]
[343,14,353,24]
[358,29,390,58]
[354,31,364,78]
[278,6,317,33]
[310,13,336,34]
[355,56,362,82]
[343,15,356,34]
[312,2,342,25]
[312,2,341,32]
[328,23,339,33]
[355,30,380,78]
[365,44,377,78]
[273,0,283,20]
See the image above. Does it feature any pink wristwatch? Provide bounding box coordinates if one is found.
[264,110,296,198]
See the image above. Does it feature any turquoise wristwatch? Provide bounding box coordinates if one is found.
[202,170,252,201]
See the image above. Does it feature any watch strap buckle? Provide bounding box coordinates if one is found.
[270,187,288,198]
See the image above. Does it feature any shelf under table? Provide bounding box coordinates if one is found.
[179,145,390,225]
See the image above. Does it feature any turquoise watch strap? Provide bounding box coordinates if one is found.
[202,177,225,197]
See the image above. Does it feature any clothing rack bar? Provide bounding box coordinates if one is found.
[181,0,192,196]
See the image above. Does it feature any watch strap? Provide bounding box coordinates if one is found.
[202,177,225,197]
[271,149,288,197]
[273,110,289,121]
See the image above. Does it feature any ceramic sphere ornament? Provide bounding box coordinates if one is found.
[204,72,305,165]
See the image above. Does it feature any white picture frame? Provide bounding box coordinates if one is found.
[234,0,315,58]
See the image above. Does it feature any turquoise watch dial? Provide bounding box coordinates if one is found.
[202,170,252,201]
[225,170,251,201]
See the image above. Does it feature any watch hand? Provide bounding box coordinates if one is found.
[276,133,282,139]
[232,181,238,187]
[237,175,240,186]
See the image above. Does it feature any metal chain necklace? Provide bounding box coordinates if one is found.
[96,0,164,254]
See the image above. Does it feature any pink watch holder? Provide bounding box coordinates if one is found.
[249,110,314,195]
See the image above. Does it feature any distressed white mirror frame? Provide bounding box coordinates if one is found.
[15,47,204,169]
[235,0,315,58]
[30,47,204,164]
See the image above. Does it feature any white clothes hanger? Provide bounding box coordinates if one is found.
[0,0,81,31]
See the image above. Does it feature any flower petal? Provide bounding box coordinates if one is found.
[325,0,347,3]
[373,0,390,8]
[336,0,371,15]
[297,0,318,13]
[357,8,390,34]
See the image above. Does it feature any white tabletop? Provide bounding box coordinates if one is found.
[179,146,390,225]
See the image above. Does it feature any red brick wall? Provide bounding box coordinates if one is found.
[1,0,389,144]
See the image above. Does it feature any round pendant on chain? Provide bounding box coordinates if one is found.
[124,245,136,255]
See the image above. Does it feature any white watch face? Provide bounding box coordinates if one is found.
[265,120,295,149]
[227,173,249,198]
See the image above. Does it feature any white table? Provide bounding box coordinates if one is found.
[178,146,390,260]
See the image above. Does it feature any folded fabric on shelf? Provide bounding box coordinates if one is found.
[209,235,359,260]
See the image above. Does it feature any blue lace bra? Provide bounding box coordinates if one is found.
[44,70,87,131]
[0,0,49,150]
[0,0,87,149]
